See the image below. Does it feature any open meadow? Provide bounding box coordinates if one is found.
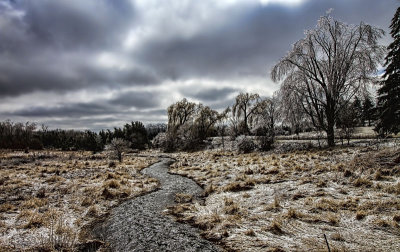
[168,146,400,251]
[0,150,158,251]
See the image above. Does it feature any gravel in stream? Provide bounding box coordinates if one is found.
[93,158,221,252]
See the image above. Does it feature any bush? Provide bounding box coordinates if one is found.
[151,132,167,149]
[156,128,204,152]
[105,138,129,162]
[257,136,274,151]
[237,135,256,153]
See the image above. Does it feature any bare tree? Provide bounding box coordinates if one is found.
[277,88,309,136]
[216,107,231,150]
[251,94,278,137]
[167,98,197,130]
[106,138,129,162]
[166,98,198,151]
[232,93,264,135]
[194,105,229,140]
[271,15,385,146]
[337,101,358,145]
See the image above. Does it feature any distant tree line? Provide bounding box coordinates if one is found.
[154,93,278,152]
[0,120,166,152]
[156,87,383,152]
[160,99,228,151]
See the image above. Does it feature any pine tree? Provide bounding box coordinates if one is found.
[376,7,400,136]
[352,96,363,126]
[362,96,375,127]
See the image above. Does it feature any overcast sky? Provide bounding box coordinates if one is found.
[0,0,398,130]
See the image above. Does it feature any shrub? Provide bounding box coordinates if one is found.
[237,136,256,153]
[257,136,274,151]
[105,138,129,162]
[36,187,46,198]
[151,132,167,149]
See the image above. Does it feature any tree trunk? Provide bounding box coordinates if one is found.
[326,124,335,147]
[244,114,250,135]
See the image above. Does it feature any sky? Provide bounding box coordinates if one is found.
[0,0,398,131]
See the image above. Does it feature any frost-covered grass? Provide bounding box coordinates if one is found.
[276,126,381,140]
[0,150,158,251]
[169,146,400,251]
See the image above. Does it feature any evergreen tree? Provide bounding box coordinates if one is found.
[352,96,363,126]
[376,7,400,136]
[362,96,375,127]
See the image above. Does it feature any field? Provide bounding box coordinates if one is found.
[168,145,400,251]
[1,144,399,251]
[0,150,158,251]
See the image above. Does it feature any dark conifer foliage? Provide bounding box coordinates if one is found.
[352,97,363,126]
[0,120,150,151]
[362,96,376,127]
[146,123,167,141]
[376,7,400,136]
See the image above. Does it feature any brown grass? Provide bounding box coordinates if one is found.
[266,219,284,235]
[0,150,158,250]
[175,193,193,203]
[168,146,400,251]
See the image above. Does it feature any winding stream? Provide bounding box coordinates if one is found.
[93,158,220,252]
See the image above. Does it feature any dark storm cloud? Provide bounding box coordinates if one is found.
[184,87,238,101]
[110,91,162,109]
[135,0,396,81]
[1,0,396,96]
[0,57,160,98]
[0,0,160,98]
[11,102,114,117]
[0,0,398,129]
[8,90,164,118]
[8,0,134,51]
[11,104,166,119]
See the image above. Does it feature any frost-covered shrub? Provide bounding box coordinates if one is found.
[152,132,167,149]
[105,138,129,162]
[258,136,274,151]
[237,135,256,153]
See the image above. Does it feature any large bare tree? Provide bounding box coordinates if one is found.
[277,83,315,136]
[167,98,197,130]
[232,93,263,135]
[195,105,229,140]
[271,15,385,146]
[252,94,279,137]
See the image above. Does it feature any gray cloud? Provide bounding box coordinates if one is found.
[110,91,162,109]
[184,87,238,102]
[0,0,398,129]
[0,0,159,98]
[135,0,396,81]
[10,102,114,118]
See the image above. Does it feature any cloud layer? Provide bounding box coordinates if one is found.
[0,0,397,130]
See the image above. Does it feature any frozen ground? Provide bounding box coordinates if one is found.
[169,146,400,251]
[0,150,158,251]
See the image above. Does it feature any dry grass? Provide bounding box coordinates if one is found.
[169,146,400,251]
[0,150,158,250]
